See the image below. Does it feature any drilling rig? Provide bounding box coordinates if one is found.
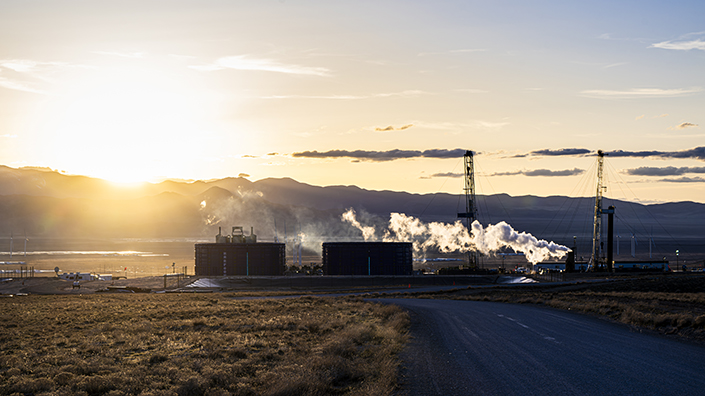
[590,150,614,271]
[457,150,479,268]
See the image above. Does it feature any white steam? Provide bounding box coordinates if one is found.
[341,209,377,241]
[469,220,570,264]
[343,209,570,264]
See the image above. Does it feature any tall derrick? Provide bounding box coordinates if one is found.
[457,150,479,267]
[590,150,610,270]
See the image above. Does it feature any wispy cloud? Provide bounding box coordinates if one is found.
[375,124,413,132]
[1,133,17,138]
[0,76,47,94]
[0,59,92,94]
[260,90,427,100]
[580,87,701,99]
[624,166,705,176]
[650,32,705,51]
[602,62,627,69]
[1,59,92,73]
[292,148,466,162]
[489,168,585,177]
[190,55,330,76]
[94,51,146,58]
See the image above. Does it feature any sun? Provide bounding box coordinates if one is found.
[39,67,210,183]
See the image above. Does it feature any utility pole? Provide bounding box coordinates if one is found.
[457,150,479,268]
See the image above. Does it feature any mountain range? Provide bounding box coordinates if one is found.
[0,165,702,261]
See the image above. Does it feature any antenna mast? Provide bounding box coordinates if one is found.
[590,150,607,269]
[457,150,479,267]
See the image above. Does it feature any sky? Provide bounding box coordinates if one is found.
[0,0,704,203]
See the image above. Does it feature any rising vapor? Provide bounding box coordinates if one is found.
[343,209,570,264]
[341,209,377,241]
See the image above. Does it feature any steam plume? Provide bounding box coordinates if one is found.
[469,220,570,264]
[341,209,377,240]
[343,209,570,264]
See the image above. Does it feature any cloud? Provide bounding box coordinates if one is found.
[651,39,705,51]
[0,77,47,94]
[635,115,644,120]
[673,122,699,130]
[267,152,279,156]
[624,166,705,176]
[490,168,584,177]
[519,148,592,158]
[607,147,705,160]
[291,148,466,162]
[0,59,92,74]
[0,59,92,95]
[238,173,250,178]
[580,87,702,99]
[660,176,705,183]
[190,55,330,76]
[429,172,464,178]
[375,124,413,132]
[510,147,705,161]
[1,134,17,138]
[260,90,426,100]
[602,62,626,69]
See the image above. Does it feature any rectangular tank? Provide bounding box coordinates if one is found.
[322,242,413,275]
[194,243,286,276]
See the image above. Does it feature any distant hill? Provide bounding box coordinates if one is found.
[0,165,702,260]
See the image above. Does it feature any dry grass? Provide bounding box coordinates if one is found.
[407,274,705,343]
[0,294,408,396]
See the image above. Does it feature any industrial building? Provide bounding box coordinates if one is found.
[322,242,413,275]
[195,227,285,276]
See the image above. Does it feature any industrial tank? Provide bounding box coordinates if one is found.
[322,242,413,275]
[195,226,285,276]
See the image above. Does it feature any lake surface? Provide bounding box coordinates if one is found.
[0,238,208,277]
[0,237,323,278]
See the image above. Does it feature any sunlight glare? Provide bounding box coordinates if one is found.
[41,68,212,183]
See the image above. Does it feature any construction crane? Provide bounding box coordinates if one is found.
[457,150,479,268]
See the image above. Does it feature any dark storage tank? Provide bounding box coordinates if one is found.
[195,243,285,276]
[322,242,413,275]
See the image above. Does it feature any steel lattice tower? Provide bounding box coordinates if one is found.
[590,150,606,269]
[457,150,478,267]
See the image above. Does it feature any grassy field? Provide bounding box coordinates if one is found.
[404,274,705,343]
[0,294,409,396]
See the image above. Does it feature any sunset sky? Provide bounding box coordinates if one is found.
[1,1,704,203]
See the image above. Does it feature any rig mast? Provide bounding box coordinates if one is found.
[457,150,479,267]
[590,150,608,269]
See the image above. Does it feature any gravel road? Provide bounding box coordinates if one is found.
[381,298,705,396]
